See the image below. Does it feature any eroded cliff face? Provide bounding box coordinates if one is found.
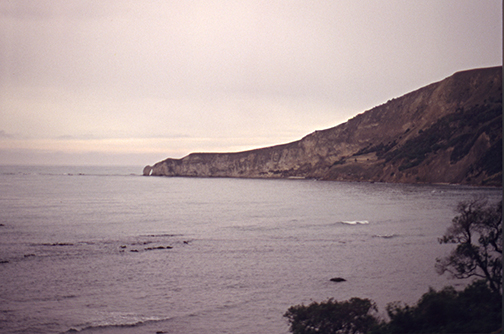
[147,66,502,186]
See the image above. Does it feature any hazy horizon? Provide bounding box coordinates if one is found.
[1,1,502,166]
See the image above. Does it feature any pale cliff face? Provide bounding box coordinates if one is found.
[148,66,502,187]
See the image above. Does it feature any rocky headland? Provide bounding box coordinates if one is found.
[145,66,502,187]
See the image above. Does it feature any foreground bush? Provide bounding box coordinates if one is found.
[284,297,379,334]
[285,280,502,334]
[377,280,502,334]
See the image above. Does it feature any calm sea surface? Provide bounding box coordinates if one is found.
[0,165,501,334]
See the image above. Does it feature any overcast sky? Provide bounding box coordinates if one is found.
[0,0,501,166]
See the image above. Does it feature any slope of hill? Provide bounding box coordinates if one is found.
[145,66,502,186]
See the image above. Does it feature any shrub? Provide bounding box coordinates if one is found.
[284,298,379,334]
[378,280,502,333]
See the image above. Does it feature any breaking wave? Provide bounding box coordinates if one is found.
[66,314,170,333]
[340,220,369,225]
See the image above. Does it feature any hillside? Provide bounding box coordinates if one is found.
[145,66,502,186]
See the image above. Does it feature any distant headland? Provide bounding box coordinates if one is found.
[144,66,502,187]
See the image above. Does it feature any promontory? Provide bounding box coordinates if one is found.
[144,66,502,187]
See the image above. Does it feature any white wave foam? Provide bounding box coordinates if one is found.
[68,313,170,332]
[341,220,369,225]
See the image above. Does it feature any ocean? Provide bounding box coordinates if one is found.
[0,165,501,334]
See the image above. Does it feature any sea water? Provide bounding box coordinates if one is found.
[0,165,501,334]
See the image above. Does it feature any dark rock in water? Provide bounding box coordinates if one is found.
[120,245,127,249]
[330,277,346,282]
[24,254,36,258]
[0,260,9,264]
[145,246,173,251]
[0,223,5,226]
[130,249,139,252]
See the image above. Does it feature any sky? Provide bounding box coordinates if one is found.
[0,0,502,166]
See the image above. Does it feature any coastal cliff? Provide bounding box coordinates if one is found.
[145,66,502,186]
